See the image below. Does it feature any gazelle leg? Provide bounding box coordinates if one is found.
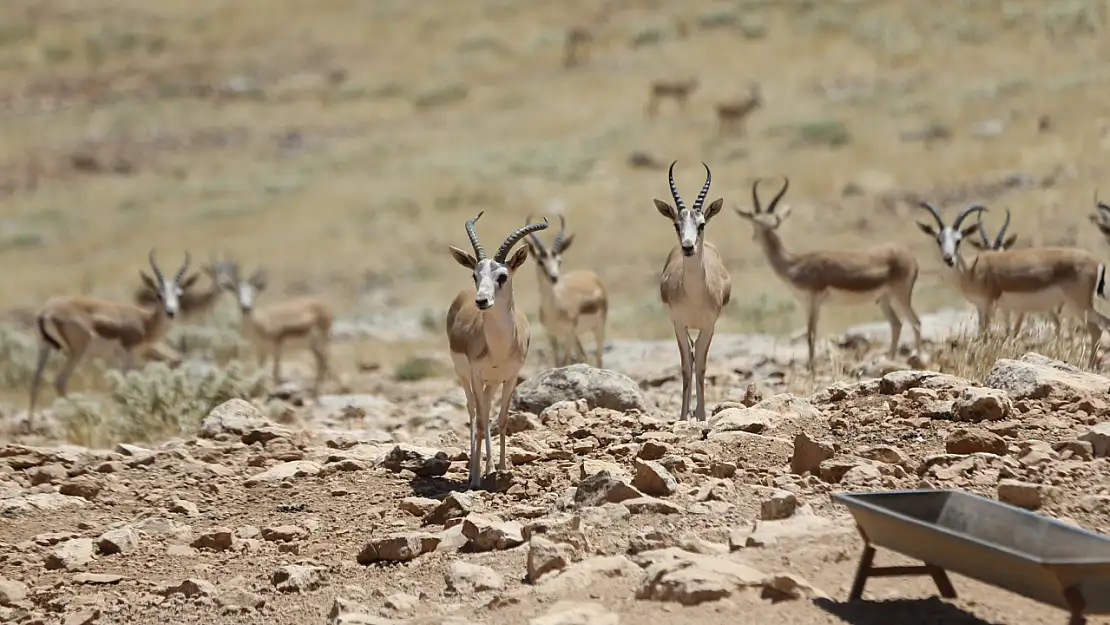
[1086,317,1103,368]
[460,376,480,488]
[692,327,715,422]
[594,323,606,369]
[479,383,496,478]
[270,339,286,383]
[976,304,994,336]
[891,290,922,358]
[54,339,89,398]
[571,334,588,365]
[310,338,329,398]
[1011,312,1025,336]
[878,296,902,360]
[496,378,517,472]
[27,341,55,433]
[548,334,561,367]
[672,321,693,421]
[806,295,823,373]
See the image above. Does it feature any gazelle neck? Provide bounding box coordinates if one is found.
[534,263,558,306]
[755,227,797,279]
[483,280,521,358]
[141,304,174,343]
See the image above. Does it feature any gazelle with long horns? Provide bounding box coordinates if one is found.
[523,214,608,368]
[916,202,1106,366]
[967,208,1062,335]
[218,261,335,397]
[734,177,923,372]
[447,214,549,488]
[655,161,731,422]
[27,250,194,431]
[133,255,236,352]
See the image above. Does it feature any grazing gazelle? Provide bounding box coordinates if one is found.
[523,214,608,368]
[917,202,1106,366]
[645,77,699,119]
[447,214,549,488]
[967,208,1061,335]
[714,83,763,136]
[219,261,334,397]
[27,250,193,431]
[133,254,236,352]
[734,177,922,372]
[655,161,730,422]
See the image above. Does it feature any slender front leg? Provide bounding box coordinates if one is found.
[548,333,561,367]
[594,326,605,369]
[976,303,994,336]
[571,334,588,365]
[496,379,517,471]
[479,383,497,477]
[465,374,483,488]
[692,327,715,422]
[806,296,822,373]
[671,321,693,421]
[271,339,284,383]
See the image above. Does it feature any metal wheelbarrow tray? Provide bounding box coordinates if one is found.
[834,489,1110,625]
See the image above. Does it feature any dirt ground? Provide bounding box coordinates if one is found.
[5,1,1110,624]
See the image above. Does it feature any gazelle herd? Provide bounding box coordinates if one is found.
[18,159,1110,490]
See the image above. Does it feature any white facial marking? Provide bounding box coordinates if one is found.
[473,259,507,310]
[237,283,255,309]
[676,209,703,254]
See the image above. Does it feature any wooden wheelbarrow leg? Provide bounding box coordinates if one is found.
[849,544,957,602]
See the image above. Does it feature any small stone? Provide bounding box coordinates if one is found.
[760,490,797,521]
[97,526,139,555]
[191,527,234,551]
[271,564,324,593]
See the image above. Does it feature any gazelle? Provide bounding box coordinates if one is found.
[917,202,1105,367]
[645,77,699,119]
[219,261,334,397]
[734,177,922,372]
[27,250,193,431]
[715,83,763,136]
[523,214,608,368]
[655,161,730,422]
[447,214,548,488]
[133,255,235,352]
[967,208,1062,335]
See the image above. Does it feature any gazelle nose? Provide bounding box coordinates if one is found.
[475,297,492,310]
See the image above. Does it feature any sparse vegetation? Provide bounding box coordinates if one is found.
[56,360,270,447]
[393,355,444,382]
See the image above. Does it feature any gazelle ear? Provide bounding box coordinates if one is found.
[654,199,676,220]
[916,222,937,237]
[1002,234,1018,250]
[180,272,201,289]
[960,223,980,238]
[967,239,986,251]
[449,246,477,270]
[507,246,529,271]
[556,233,574,253]
[139,271,158,291]
[703,198,724,221]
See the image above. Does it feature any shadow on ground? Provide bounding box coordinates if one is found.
[815,597,1001,625]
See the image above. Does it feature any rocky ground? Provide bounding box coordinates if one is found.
[4,317,1110,625]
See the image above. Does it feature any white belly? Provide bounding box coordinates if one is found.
[450,351,523,386]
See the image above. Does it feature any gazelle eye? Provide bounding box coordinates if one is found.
[497,274,507,286]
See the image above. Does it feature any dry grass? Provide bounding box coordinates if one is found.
[2,0,1110,425]
[932,319,1099,383]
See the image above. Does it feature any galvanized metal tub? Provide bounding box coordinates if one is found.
[834,489,1110,618]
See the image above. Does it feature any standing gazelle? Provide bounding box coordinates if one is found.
[655,161,730,422]
[447,214,549,489]
[523,215,608,368]
[27,250,193,431]
[917,202,1105,367]
[734,177,923,372]
[133,255,235,353]
[219,261,335,397]
[967,208,1062,335]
